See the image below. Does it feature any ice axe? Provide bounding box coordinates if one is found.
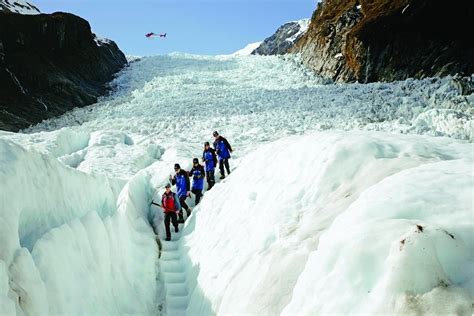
[151,201,162,207]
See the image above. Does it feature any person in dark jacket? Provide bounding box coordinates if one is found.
[202,141,217,189]
[160,183,181,241]
[169,163,191,223]
[189,158,205,204]
[213,131,233,179]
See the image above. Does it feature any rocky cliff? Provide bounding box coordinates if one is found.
[0,11,127,131]
[292,0,474,83]
[252,19,309,55]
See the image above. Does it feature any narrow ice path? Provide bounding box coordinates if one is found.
[161,228,190,316]
[157,178,223,316]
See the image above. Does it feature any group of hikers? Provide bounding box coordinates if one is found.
[152,131,233,241]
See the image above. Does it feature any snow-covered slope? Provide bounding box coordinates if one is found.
[0,53,472,315]
[287,18,309,44]
[252,18,310,55]
[182,131,473,315]
[0,0,39,14]
[26,55,473,141]
[231,41,262,56]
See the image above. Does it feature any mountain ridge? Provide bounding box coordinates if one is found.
[291,0,474,83]
[251,19,309,56]
[0,11,127,131]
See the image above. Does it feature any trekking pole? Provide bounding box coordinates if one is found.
[151,201,162,207]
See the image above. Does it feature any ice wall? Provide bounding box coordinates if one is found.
[183,131,473,315]
[0,139,160,315]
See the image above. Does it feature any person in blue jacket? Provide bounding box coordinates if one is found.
[213,131,233,179]
[202,141,217,189]
[169,163,191,223]
[188,158,205,204]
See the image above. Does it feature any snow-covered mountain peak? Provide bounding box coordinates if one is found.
[0,0,40,14]
[288,18,310,43]
[252,18,310,55]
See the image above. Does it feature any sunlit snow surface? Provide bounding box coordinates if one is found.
[27,54,473,142]
[232,42,262,56]
[0,53,473,315]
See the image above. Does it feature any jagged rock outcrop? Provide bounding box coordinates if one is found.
[0,11,127,131]
[252,19,309,55]
[292,0,474,83]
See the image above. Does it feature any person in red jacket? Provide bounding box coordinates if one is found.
[160,183,181,241]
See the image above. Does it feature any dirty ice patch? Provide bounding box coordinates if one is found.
[284,158,473,315]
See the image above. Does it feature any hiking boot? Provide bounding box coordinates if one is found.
[174,226,179,233]
[186,209,192,217]
[219,175,225,179]
[178,218,185,224]
[165,236,171,241]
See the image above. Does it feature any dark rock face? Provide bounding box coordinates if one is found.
[0,11,127,131]
[292,0,474,83]
[252,20,309,55]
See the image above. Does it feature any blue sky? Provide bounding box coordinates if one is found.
[35,0,316,56]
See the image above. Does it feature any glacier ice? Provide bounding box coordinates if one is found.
[0,53,472,315]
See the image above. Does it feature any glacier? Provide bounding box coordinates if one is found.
[0,53,472,315]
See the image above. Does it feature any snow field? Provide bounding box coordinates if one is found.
[26,54,473,143]
[182,131,473,315]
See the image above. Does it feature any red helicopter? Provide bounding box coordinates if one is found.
[145,32,166,38]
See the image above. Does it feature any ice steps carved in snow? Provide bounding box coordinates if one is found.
[166,308,186,316]
[166,283,189,296]
[166,295,189,308]
[161,251,181,261]
[161,241,179,251]
[160,228,190,315]
[163,271,186,284]
[161,259,185,273]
